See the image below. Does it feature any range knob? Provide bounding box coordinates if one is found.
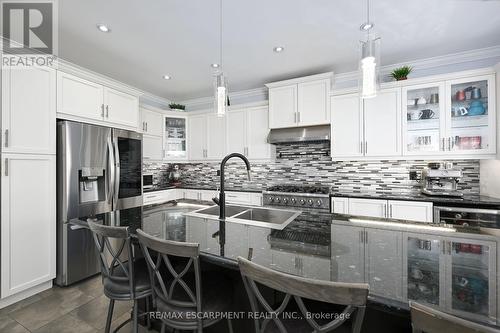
[299,199,306,205]
[275,197,281,203]
[316,200,323,207]
[268,196,274,203]
[282,198,288,204]
[307,199,314,206]
[290,198,297,205]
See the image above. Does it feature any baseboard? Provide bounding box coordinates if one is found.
[0,280,52,309]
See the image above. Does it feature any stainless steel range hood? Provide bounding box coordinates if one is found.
[267,125,330,144]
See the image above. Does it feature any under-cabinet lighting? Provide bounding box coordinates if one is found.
[348,218,457,232]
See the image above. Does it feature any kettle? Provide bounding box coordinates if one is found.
[468,100,485,116]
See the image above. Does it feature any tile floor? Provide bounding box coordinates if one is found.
[0,275,150,333]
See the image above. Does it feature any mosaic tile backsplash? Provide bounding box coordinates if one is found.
[143,142,480,195]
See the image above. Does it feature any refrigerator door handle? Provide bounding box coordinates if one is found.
[107,136,115,205]
[113,137,121,205]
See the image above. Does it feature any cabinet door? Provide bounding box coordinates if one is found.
[402,83,446,155]
[247,106,272,159]
[388,200,433,223]
[363,88,402,157]
[225,191,252,205]
[184,190,200,200]
[1,154,56,297]
[331,197,349,215]
[403,233,444,307]
[141,109,163,136]
[331,94,364,158]
[297,79,330,126]
[164,116,187,160]
[248,226,272,267]
[57,71,103,121]
[188,114,207,160]
[103,87,139,129]
[271,250,301,276]
[348,198,387,218]
[226,109,247,155]
[143,135,163,160]
[302,255,331,281]
[200,190,218,201]
[444,238,496,322]
[365,228,403,300]
[224,224,249,260]
[269,85,297,129]
[206,114,226,159]
[2,65,56,154]
[445,74,496,155]
[331,224,365,283]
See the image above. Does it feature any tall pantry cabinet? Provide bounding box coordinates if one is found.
[0,60,56,303]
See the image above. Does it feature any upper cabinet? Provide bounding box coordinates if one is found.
[164,115,187,160]
[332,70,497,160]
[188,112,226,160]
[226,106,273,159]
[57,72,139,130]
[331,88,402,159]
[2,65,56,155]
[141,108,163,136]
[266,73,332,129]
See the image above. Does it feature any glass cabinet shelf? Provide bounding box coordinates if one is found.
[164,116,187,159]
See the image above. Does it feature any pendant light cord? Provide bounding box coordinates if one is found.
[219,0,223,70]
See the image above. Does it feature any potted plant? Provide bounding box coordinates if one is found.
[389,65,412,81]
[169,103,186,112]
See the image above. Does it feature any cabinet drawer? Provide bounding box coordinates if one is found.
[348,198,387,218]
[331,197,349,214]
[388,200,433,223]
[143,189,177,205]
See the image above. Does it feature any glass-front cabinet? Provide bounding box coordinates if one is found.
[404,233,497,325]
[446,75,496,155]
[403,73,496,156]
[403,83,445,155]
[164,116,187,160]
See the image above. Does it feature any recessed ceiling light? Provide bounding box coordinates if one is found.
[273,46,285,53]
[96,24,111,33]
[211,63,220,68]
[162,75,172,80]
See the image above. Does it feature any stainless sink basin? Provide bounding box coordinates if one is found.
[184,205,301,230]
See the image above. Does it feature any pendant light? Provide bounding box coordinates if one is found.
[359,0,380,99]
[214,0,228,117]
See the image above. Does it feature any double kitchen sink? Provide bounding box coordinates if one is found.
[185,205,301,230]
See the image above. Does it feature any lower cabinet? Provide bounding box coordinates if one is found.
[1,154,56,298]
[332,197,433,223]
[271,250,331,281]
[331,224,365,283]
[143,189,181,205]
[403,233,497,324]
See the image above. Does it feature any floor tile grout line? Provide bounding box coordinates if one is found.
[8,313,33,333]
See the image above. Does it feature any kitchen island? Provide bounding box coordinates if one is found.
[70,199,499,327]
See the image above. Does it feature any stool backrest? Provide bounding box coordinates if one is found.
[410,302,500,333]
[238,256,369,333]
[88,221,136,296]
[136,229,202,313]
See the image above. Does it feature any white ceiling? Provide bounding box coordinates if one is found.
[59,0,500,101]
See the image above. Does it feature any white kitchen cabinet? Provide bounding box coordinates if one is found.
[103,87,139,128]
[183,189,201,200]
[188,114,207,160]
[330,94,363,158]
[297,79,330,126]
[267,73,332,129]
[200,189,218,202]
[268,85,297,129]
[57,71,104,123]
[57,72,139,130]
[226,106,272,159]
[206,114,226,160]
[143,189,181,205]
[248,226,272,267]
[331,224,365,283]
[365,228,403,300]
[225,191,263,206]
[388,200,433,223]
[331,197,349,215]
[301,255,332,281]
[348,198,387,218]
[363,88,402,157]
[2,65,56,155]
[224,224,249,260]
[143,135,163,160]
[141,109,163,136]
[164,115,188,160]
[1,154,56,298]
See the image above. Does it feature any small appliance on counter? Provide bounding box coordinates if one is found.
[143,173,154,190]
[421,163,463,197]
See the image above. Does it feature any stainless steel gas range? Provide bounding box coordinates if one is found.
[263,185,331,210]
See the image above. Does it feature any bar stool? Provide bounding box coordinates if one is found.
[88,221,152,333]
[136,229,234,333]
[410,301,500,333]
[238,257,369,333]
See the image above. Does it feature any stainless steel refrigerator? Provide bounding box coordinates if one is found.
[56,120,143,286]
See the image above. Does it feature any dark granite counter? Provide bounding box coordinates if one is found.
[331,191,500,209]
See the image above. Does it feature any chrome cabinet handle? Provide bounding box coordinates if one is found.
[297,112,301,123]
[389,205,393,218]
[441,138,445,151]
[365,141,368,154]
[4,158,8,176]
[364,231,368,244]
[4,129,8,148]
[294,112,297,123]
[106,105,109,118]
[359,230,363,243]
[101,104,105,117]
[360,142,363,154]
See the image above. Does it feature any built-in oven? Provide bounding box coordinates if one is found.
[434,206,500,230]
[143,173,153,190]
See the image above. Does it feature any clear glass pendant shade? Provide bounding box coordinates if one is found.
[214,71,227,117]
[359,36,380,99]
